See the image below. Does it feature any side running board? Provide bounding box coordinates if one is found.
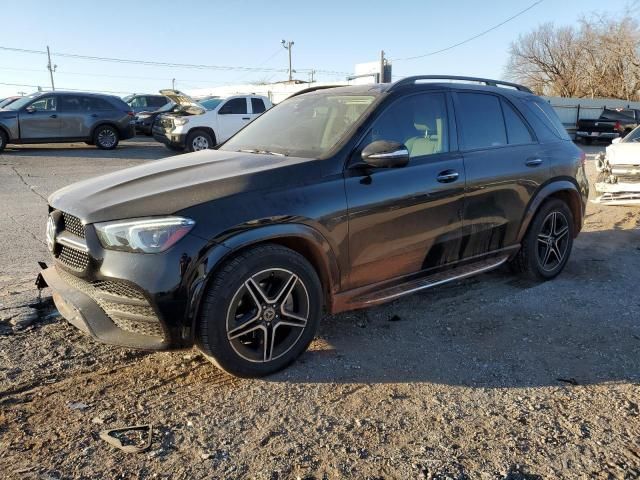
[352,255,510,306]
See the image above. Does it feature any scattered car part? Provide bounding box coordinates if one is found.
[99,424,153,453]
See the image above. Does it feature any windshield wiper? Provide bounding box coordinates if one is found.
[238,149,286,157]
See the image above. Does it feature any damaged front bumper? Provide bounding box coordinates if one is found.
[593,152,640,205]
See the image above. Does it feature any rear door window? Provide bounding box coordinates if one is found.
[456,93,506,150]
[501,99,534,145]
[85,97,114,111]
[251,98,266,114]
[219,98,248,115]
[58,96,84,112]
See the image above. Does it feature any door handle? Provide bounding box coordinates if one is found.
[242,117,250,120]
[436,170,459,183]
[525,158,543,167]
[49,114,57,118]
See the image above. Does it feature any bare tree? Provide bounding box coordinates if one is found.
[506,13,640,100]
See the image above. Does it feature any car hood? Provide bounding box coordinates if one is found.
[158,89,204,115]
[605,142,640,166]
[48,150,318,224]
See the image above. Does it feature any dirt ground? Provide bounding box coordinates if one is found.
[0,140,638,479]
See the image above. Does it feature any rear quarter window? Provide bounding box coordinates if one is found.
[526,99,571,141]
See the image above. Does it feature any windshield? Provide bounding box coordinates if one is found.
[220,93,376,158]
[157,101,176,113]
[4,93,41,111]
[200,98,223,110]
[622,125,640,143]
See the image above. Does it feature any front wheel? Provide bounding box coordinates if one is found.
[94,125,119,150]
[186,130,214,152]
[509,199,574,280]
[196,244,322,377]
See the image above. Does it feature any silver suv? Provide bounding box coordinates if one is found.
[0,92,136,151]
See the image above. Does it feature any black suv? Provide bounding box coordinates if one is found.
[0,92,135,151]
[40,76,588,377]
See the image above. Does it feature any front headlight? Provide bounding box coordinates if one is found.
[174,118,189,126]
[94,217,195,253]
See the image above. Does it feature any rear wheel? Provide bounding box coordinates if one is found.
[509,199,574,280]
[186,130,214,152]
[94,125,119,150]
[0,130,7,152]
[196,244,322,377]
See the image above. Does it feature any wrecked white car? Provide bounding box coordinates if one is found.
[594,125,640,204]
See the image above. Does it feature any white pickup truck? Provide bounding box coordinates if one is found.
[152,90,272,152]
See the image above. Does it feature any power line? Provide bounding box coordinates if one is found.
[0,45,350,76]
[0,81,132,95]
[390,0,544,61]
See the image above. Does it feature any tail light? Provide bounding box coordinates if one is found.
[614,121,622,132]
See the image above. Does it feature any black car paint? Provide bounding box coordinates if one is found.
[43,82,588,350]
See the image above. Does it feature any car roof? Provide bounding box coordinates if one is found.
[295,77,536,100]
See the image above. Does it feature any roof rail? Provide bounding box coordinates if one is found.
[287,85,345,99]
[389,75,533,93]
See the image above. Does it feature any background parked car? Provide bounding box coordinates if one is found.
[0,96,23,109]
[123,93,171,114]
[0,91,135,151]
[134,101,176,136]
[152,90,271,152]
[576,107,640,144]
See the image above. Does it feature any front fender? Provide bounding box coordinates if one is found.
[184,223,341,338]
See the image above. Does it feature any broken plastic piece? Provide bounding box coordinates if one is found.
[99,424,153,453]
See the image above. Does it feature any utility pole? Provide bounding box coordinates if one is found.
[308,69,316,84]
[172,78,176,90]
[379,50,385,84]
[46,46,56,91]
[281,40,294,82]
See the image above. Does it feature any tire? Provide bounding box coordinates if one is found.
[186,130,214,153]
[0,130,7,152]
[509,199,574,281]
[196,244,323,377]
[94,125,119,150]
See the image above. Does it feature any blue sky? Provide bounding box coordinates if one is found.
[0,0,634,97]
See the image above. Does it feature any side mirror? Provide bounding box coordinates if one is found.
[360,140,409,168]
[611,137,622,144]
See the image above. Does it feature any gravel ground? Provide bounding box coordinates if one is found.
[0,140,638,479]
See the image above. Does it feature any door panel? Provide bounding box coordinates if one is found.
[345,154,465,289]
[19,96,62,139]
[460,145,548,257]
[217,98,250,141]
[453,91,549,257]
[344,91,465,290]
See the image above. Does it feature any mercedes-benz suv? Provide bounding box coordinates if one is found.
[40,76,588,377]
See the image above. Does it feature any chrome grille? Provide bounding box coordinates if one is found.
[58,246,89,270]
[57,268,164,339]
[61,212,85,238]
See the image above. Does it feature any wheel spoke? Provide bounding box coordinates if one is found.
[263,324,275,362]
[245,278,270,305]
[555,225,569,241]
[549,212,557,235]
[278,307,307,328]
[273,273,298,305]
[537,233,551,245]
[541,244,553,267]
[228,316,262,340]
